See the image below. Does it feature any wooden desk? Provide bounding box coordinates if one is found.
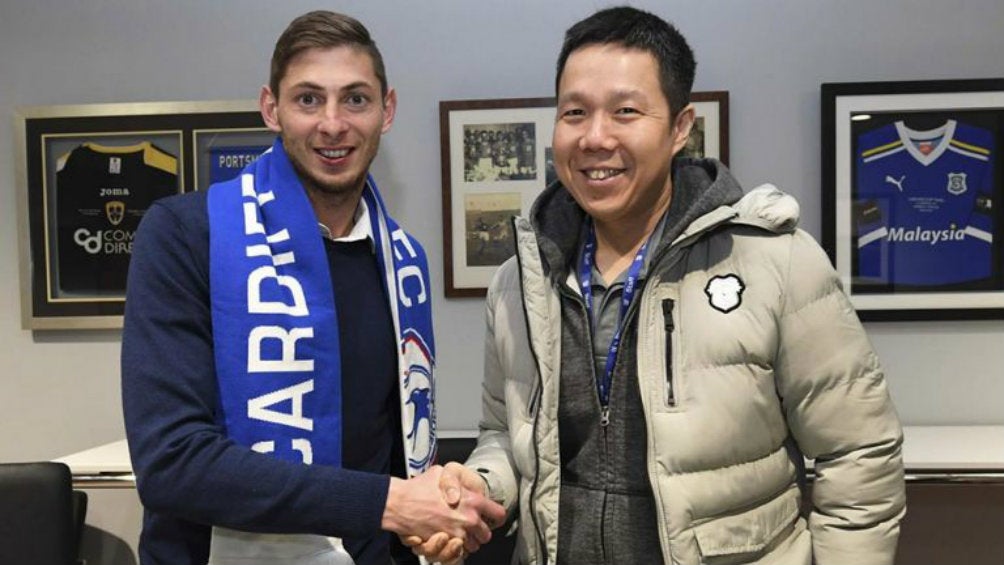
[55,439,133,489]
[57,426,1004,480]
[56,426,1004,565]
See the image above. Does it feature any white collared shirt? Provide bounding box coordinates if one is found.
[318,199,374,251]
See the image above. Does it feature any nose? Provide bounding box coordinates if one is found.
[317,102,349,138]
[579,113,617,152]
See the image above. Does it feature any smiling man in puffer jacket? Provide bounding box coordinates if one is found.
[409,6,905,565]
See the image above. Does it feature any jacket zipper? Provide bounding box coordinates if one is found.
[528,382,541,418]
[555,282,618,427]
[512,217,549,564]
[661,298,676,407]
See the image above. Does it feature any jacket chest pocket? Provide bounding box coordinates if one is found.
[637,283,682,413]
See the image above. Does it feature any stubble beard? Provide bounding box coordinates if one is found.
[288,155,367,200]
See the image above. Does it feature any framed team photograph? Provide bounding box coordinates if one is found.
[678,90,729,165]
[16,100,268,329]
[440,97,556,297]
[821,79,1004,321]
[440,92,729,297]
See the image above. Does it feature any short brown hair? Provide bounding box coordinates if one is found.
[269,10,387,99]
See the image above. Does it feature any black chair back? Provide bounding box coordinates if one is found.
[0,461,76,565]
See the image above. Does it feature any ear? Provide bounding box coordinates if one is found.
[259,85,282,133]
[669,103,696,157]
[381,87,397,134]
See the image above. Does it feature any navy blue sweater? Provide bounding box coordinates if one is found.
[122,189,412,565]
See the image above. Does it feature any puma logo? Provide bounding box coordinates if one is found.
[885,175,906,192]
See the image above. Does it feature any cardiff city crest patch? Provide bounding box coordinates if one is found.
[705,274,745,313]
[401,329,435,472]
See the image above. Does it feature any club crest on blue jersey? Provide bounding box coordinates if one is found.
[705,274,745,313]
[946,172,968,195]
[402,329,435,471]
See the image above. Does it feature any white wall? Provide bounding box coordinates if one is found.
[2,0,1003,463]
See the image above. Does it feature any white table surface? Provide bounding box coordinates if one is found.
[55,425,1004,476]
[55,438,132,475]
[899,425,1004,470]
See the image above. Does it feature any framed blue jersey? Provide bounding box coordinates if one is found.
[854,119,995,289]
[822,78,1004,321]
[208,145,269,184]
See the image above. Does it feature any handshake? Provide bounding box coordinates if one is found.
[381,462,506,564]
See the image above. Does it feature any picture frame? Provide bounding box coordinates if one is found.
[821,79,1004,321]
[15,100,273,330]
[682,91,730,166]
[439,91,729,297]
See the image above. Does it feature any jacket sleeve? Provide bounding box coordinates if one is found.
[465,261,521,515]
[773,230,906,565]
[121,199,389,538]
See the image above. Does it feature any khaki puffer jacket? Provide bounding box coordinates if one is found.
[466,171,905,565]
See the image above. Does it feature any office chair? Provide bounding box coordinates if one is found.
[0,461,77,565]
[72,489,88,563]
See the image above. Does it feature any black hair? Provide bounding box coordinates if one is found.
[555,6,696,113]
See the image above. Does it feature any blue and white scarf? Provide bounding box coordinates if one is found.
[208,137,436,477]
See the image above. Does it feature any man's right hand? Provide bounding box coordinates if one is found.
[401,462,501,564]
[381,464,504,561]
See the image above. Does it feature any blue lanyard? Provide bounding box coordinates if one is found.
[578,221,650,426]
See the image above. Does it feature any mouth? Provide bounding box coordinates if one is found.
[315,147,352,162]
[582,168,625,181]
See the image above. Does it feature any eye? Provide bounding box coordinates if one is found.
[345,93,370,108]
[615,106,640,116]
[296,92,321,107]
[560,107,585,120]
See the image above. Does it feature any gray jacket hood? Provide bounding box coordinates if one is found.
[528,157,799,279]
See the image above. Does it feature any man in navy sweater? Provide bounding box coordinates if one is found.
[122,11,502,565]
